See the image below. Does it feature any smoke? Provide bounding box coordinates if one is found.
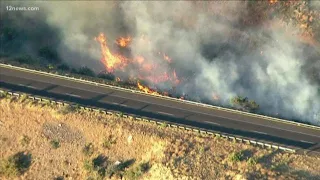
[1,1,319,125]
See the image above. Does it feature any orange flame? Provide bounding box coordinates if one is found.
[135,56,145,64]
[212,93,220,101]
[116,36,132,47]
[137,82,160,95]
[269,0,278,4]
[96,33,182,96]
[172,69,180,85]
[95,33,128,73]
[163,53,172,63]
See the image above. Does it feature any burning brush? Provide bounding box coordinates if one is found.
[95,33,182,96]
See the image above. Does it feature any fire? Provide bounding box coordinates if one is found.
[158,52,172,63]
[95,33,128,73]
[172,69,180,85]
[115,36,132,47]
[212,93,220,101]
[137,82,160,95]
[135,56,145,64]
[163,53,172,63]
[96,33,182,97]
[269,0,278,4]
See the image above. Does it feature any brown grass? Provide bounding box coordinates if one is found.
[0,97,320,179]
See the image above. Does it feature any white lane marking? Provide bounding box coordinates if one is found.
[18,83,36,89]
[65,93,81,98]
[204,121,220,126]
[12,74,320,139]
[112,102,127,107]
[300,140,314,144]
[252,130,268,135]
[157,111,174,116]
[26,85,37,89]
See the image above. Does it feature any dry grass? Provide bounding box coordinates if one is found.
[0,97,320,180]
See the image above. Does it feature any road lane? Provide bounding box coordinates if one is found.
[1,66,319,152]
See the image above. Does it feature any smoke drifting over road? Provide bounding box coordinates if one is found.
[1,1,320,125]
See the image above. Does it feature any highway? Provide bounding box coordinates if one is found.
[0,65,320,154]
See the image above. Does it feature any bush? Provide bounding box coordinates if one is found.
[0,91,8,98]
[19,135,31,146]
[82,143,94,156]
[83,155,108,179]
[0,152,32,177]
[38,46,60,63]
[57,64,70,71]
[102,136,116,149]
[53,176,64,180]
[125,162,150,180]
[50,139,60,149]
[97,73,115,81]
[229,151,244,162]
[58,105,77,115]
[19,94,28,103]
[107,159,135,178]
[83,159,94,172]
[13,55,36,65]
[161,122,167,128]
[77,67,95,77]
[247,157,258,166]
[230,96,259,112]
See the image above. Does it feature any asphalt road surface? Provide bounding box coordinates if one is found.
[1,65,320,154]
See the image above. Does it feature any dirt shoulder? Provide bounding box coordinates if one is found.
[0,97,320,180]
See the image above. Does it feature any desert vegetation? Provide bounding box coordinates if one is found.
[0,92,319,179]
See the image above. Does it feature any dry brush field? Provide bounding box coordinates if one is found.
[0,95,320,180]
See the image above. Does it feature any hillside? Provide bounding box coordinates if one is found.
[0,95,320,179]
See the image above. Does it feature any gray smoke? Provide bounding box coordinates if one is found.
[2,1,320,125]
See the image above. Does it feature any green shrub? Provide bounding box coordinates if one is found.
[270,160,289,172]
[19,135,30,146]
[125,162,150,180]
[0,152,32,177]
[83,155,108,179]
[50,139,60,149]
[230,96,259,112]
[57,64,70,71]
[13,55,36,65]
[83,159,94,172]
[19,94,28,103]
[247,157,258,166]
[97,73,115,81]
[161,122,167,128]
[82,143,94,156]
[229,151,244,162]
[102,136,116,149]
[58,105,77,114]
[77,67,95,77]
[0,91,8,98]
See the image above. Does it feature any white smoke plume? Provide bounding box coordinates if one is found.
[2,1,320,125]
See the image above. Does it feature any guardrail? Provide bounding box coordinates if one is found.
[0,89,297,154]
[1,63,319,130]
